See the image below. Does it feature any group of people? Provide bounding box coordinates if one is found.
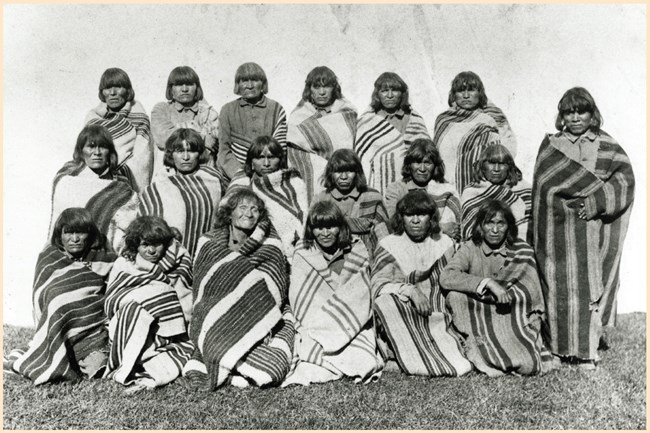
[4,63,635,392]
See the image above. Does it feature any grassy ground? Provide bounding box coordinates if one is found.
[3,312,645,429]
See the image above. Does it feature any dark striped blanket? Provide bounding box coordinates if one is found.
[7,245,116,384]
[182,221,294,390]
[529,132,634,360]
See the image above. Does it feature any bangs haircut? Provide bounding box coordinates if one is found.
[390,190,441,237]
[51,207,101,254]
[555,87,602,131]
[73,124,119,173]
[214,189,269,229]
[323,149,367,192]
[448,71,488,108]
[163,128,208,169]
[301,66,343,104]
[472,144,522,186]
[370,72,411,113]
[166,66,204,101]
[401,138,446,183]
[244,135,287,177]
[234,62,269,95]
[471,199,518,246]
[303,200,351,250]
[122,216,175,261]
[98,68,135,103]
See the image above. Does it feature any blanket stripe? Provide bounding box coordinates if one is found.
[9,246,116,384]
[529,132,634,360]
[183,221,294,390]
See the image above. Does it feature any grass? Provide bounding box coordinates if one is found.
[3,312,646,429]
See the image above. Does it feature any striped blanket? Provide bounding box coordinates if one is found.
[283,239,383,386]
[227,169,308,259]
[529,132,634,360]
[138,166,224,256]
[49,165,139,252]
[85,100,153,192]
[354,107,430,195]
[104,239,194,388]
[230,107,287,167]
[432,102,516,194]
[442,240,546,376]
[371,235,472,376]
[287,99,358,201]
[182,221,294,390]
[460,180,531,241]
[7,245,116,384]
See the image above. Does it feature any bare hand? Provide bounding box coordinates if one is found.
[486,280,512,304]
[408,286,432,316]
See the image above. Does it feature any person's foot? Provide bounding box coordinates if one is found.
[598,334,610,351]
[576,360,597,371]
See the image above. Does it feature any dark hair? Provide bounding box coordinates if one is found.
[122,216,175,261]
[323,149,367,193]
[471,144,522,186]
[234,62,269,95]
[243,136,287,177]
[370,72,411,113]
[303,201,351,250]
[555,87,603,132]
[448,71,488,109]
[166,66,204,102]
[163,128,208,169]
[98,68,135,103]
[401,138,446,183]
[51,208,101,257]
[301,66,343,105]
[390,190,441,237]
[471,199,518,247]
[73,124,119,173]
[214,189,270,229]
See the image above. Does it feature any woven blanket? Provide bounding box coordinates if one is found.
[354,107,430,195]
[283,240,383,386]
[432,102,516,194]
[104,239,194,388]
[139,166,224,256]
[49,166,138,252]
[230,105,287,166]
[287,99,358,201]
[8,246,116,384]
[85,100,153,191]
[442,240,546,376]
[529,132,634,360]
[460,180,531,241]
[182,221,294,390]
[371,237,472,376]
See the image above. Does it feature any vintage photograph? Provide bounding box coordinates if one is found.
[3,3,646,429]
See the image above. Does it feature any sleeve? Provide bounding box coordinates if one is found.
[384,182,404,219]
[199,106,220,153]
[217,103,243,179]
[150,102,177,151]
[439,243,486,294]
[370,244,410,301]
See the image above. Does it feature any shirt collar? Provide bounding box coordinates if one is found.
[562,129,598,143]
[330,187,360,200]
[405,180,426,191]
[239,95,267,108]
[378,108,405,120]
[481,242,508,257]
[173,100,199,113]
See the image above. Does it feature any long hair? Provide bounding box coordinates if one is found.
[470,199,518,247]
[401,138,446,183]
[233,62,269,95]
[447,71,488,109]
[303,200,351,250]
[555,87,603,132]
[165,66,204,102]
[214,189,269,230]
[370,72,411,113]
[390,190,441,238]
[300,66,343,105]
[322,149,367,193]
[98,67,135,103]
[243,136,287,177]
[122,216,176,261]
[72,124,119,174]
[51,207,102,257]
[163,128,208,169]
[471,144,522,186]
